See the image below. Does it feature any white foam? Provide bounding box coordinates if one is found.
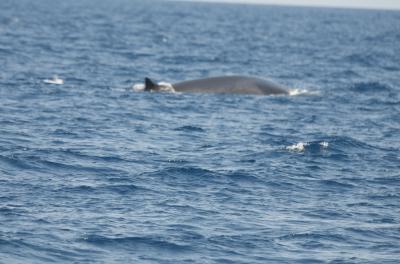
[319,141,329,148]
[132,81,176,93]
[288,88,319,96]
[286,142,309,152]
[43,75,64,85]
[157,82,175,92]
[286,141,329,152]
[132,83,145,92]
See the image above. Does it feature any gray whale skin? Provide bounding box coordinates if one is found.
[144,75,288,95]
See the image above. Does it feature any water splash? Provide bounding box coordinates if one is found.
[132,82,175,93]
[43,75,64,85]
[132,83,145,92]
[286,141,329,152]
[288,88,320,96]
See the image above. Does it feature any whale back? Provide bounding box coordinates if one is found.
[172,76,288,95]
[143,75,288,95]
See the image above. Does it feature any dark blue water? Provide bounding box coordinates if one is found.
[1,0,400,263]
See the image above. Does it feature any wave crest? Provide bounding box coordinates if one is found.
[286,141,329,152]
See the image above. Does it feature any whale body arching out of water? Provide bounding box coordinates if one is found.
[144,75,288,95]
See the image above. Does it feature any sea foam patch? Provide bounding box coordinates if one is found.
[286,141,329,152]
[288,88,320,96]
[43,75,64,85]
[132,83,145,92]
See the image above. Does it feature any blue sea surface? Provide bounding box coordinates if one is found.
[1,0,400,263]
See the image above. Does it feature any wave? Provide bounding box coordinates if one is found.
[81,235,191,252]
[285,135,396,155]
[145,166,266,189]
[0,236,86,263]
[58,183,148,195]
[0,206,29,216]
[147,166,216,184]
[0,154,40,170]
[350,81,393,93]
[319,179,355,189]
[0,152,126,177]
[277,231,349,245]
[174,125,205,132]
[326,136,396,152]
[286,141,329,152]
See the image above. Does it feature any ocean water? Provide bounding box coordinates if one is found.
[1,0,400,263]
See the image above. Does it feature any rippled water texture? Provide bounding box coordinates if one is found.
[1,0,400,263]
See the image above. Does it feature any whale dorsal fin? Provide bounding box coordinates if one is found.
[145,77,158,91]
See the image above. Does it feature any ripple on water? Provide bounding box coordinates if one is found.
[82,235,192,252]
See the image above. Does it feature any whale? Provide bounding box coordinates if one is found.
[144,75,288,95]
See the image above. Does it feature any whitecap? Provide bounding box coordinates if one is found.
[288,88,320,96]
[132,83,145,92]
[286,141,329,152]
[319,141,329,148]
[43,75,64,85]
[286,142,309,152]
